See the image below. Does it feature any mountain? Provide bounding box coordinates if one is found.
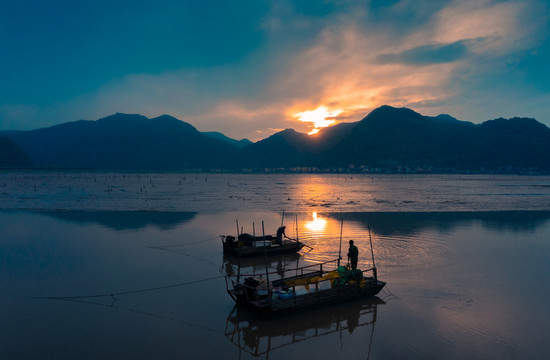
[472,117,550,169]
[317,105,479,168]
[2,106,550,172]
[339,106,550,170]
[238,105,550,171]
[428,113,473,126]
[4,113,239,170]
[239,129,315,168]
[202,131,252,149]
[0,136,31,167]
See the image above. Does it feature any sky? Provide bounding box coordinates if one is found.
[1,0,550,141]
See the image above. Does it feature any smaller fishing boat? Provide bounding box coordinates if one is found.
[221,233,305,257]
[222,217,308,257]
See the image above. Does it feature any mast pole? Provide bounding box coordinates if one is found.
[338,218,343,267]
[262,221,270,284]
[295,214,299,243]
[236,219,241,282]
[368,226,377,281]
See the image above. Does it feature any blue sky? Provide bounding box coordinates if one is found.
[1,0,549,141]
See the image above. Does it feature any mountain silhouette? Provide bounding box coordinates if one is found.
[0,136,31,167]
[4,113,239,170]
[239,129,315,168]
[202,131,252,149]
[317,105,478,168]
[2,106,550,172]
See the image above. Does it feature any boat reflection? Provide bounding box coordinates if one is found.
[225,297,384,358]
[222,253,302,280]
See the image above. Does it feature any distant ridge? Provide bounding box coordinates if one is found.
[3,113,239,170]
[2,106,550,173]
[202,131,252,149]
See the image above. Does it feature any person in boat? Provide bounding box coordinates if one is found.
[276,226,289,245]
[347,240,359,271]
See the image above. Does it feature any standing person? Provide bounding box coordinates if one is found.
[276,225,288,245]
[347,240,359,270]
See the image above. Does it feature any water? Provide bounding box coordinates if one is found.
[1,172,550,359]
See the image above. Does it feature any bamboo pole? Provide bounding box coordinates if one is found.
[295,214,299,243]
[262,221,270,284]
[338,218,343,267]
[236,219,241,282]
[368,226,377,281]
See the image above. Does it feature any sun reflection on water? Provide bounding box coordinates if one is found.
[304,212,327,232]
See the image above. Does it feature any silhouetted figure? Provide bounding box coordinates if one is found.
[276,226,288,245]
[347,239,359,271]
[347,309,360,334]
[276,259,285,278]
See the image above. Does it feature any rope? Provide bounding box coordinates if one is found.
[148,235,222,268]
[148,235,220,249]
[35,275,225,300]
[380,285,398,301]
[52,297,223,335]
[149,246,221,268]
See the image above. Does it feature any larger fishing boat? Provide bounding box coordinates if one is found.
[224,258,385,316]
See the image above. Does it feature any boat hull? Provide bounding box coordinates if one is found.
[229,280,385,317]
[223,239,304,257]
[226,267,386,317]
[268,280,385,315]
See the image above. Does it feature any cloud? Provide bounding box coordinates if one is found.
[0,104,42,130]
[266,0,550,125]
[376,40,471,66]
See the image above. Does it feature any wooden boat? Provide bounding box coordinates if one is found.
[221,233,305,257]
[224,259,385,316]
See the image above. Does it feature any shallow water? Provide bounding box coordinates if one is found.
[2,209,550,359]
[2,172,550,359]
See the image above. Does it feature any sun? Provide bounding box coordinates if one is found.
[294,106,342,135]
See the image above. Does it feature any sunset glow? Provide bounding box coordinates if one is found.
[294,106,342,135]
